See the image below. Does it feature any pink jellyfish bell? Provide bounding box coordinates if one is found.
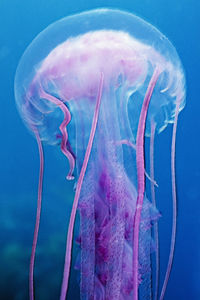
[14,9,185,300]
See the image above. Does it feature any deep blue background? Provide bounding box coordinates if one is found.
[0,0,199,299]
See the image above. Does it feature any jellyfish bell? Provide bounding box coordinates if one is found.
[15,9,185,143]
[14,8,185,300]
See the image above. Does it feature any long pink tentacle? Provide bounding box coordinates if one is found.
[159,96,181,300]
[150,121,160,300]
[117,139,158,187]
[29,130,44,300]
[133,68,160,300]
[39,88,75,180]
[60,73,104,300]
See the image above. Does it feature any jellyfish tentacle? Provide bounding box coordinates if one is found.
[150,120,160,300]
[133,67,160,300]
[29,130,44,300]
[116,139,158,187]
[145,170,158,188]
[60,73,104,300]
[39,88,75,180]
[159,96,181,300]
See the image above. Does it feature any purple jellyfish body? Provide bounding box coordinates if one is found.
[14,9,185,300]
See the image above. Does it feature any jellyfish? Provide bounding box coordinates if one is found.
[14,8,186,300]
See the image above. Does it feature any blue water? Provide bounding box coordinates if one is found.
[0,0,199,299]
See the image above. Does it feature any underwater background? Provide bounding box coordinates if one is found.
[0,0,199,299]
